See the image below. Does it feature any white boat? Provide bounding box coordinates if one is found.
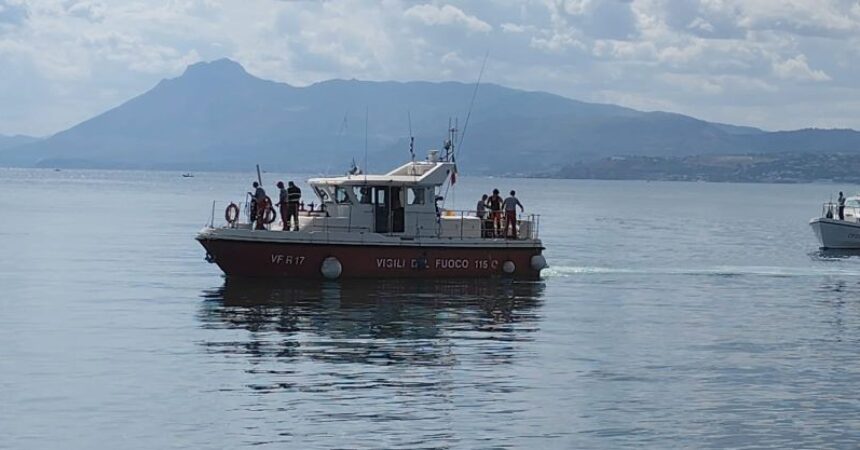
[810,196,860,249]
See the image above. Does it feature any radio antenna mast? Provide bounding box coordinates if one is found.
[456,50,488,159]
[443,117,456,161]
[408,110,415,161]
[364,106,369,183]
[441,52,488,209]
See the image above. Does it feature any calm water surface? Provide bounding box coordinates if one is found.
[2,168,860,449]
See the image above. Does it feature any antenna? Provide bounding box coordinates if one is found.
[340,112,349,134]
[443,117,454,161]
[364,106,369,182]
[456,50,488,159]
[441,51,488,209]
[408,110,415,161]
[451,119,457,170]
[326,110,349,177]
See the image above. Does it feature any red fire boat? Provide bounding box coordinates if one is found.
[197,150,547,280]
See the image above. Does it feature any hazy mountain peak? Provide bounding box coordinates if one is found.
[181,58,249,79]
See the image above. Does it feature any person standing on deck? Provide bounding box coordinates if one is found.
[503,190,524,239]
[488,189,504,237]
[839,192,846,220]
[476,194,489,238]
[252,182,267,230]
[276,181,289,231]
[286,181,302,231]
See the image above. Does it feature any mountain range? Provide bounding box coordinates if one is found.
[0,134,39,152]
[2,58,860,174]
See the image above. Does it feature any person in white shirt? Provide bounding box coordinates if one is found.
[503,190,524,239]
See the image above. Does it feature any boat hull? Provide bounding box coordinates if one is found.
[810,218,860,249]
[197,232,546,279]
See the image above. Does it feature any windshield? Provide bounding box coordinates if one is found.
[313,186,331,203]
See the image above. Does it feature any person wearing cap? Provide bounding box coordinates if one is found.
[285,181,302,231]
[503,190,524,239]
[276,181,289,231]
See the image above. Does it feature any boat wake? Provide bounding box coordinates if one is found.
[544,265,860,279]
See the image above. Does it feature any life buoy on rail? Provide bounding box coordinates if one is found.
[225,203,240,225]
[263,205,277,224]
[255,196,277,225]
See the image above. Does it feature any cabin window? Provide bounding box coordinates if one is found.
[408,187,425,205]
[375,187,386,205]
[847,199,860,207]
[335,186,352,204]
[353,186,372,204]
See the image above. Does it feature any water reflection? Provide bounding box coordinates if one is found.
[198,278,546,367]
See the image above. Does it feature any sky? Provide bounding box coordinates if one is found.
[1,0,860,137]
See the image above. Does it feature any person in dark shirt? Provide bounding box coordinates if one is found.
[838,192,846,220]
[487,189,503,237]
[253,182,266,203]
[251,182,268,230]
[276,181,289,231]
[285,181,302,231]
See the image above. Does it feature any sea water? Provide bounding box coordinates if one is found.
[1,168,859,449]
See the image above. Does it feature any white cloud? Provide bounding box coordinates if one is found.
[500,22,527,33]
[66,1,106,22]
[0,0,859,136]
[687,17,714,33]
[530,30,586,53]
[773,54,831,81]
[404,4,492,33]
[593,39,656,60]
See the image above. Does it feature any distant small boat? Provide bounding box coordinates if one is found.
[182,173,194,178]
[811,196,860,249]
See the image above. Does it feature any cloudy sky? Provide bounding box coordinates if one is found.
[1,0,859,136]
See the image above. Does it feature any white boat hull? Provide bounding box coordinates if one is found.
[810,218,860,249]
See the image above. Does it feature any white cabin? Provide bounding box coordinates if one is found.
[290,151,535,240]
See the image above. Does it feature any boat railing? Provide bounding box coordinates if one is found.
[438,209,541,240]
[210,200,314,230]
[208,201,541,240]
[820,202,860,221]
[208,200,372,232]
[210,200,254,228]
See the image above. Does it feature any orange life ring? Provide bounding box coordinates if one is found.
[225,203,240,225]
